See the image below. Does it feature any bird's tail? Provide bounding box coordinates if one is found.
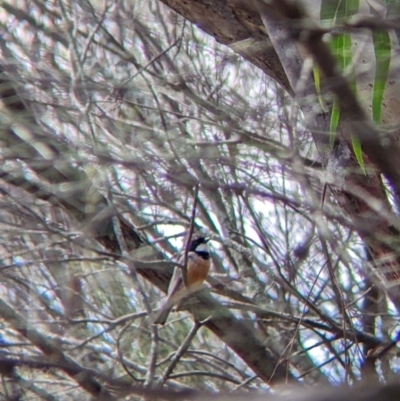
[152,286,191,325]
[152,304,173,325]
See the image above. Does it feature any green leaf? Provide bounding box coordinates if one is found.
[327,29,353,148]
[313,65,328,112]
[320,0,341,25]
[321,0,365,173]
[330,100,340,147]
[351,135,366,175]
[372,30,391,123]
[320,0,359,25]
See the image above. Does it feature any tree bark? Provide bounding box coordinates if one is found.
[158,0,400,307]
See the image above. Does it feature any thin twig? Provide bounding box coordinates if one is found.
[182,184,200,286]
[117,323,141,382]
[158,320,202,384]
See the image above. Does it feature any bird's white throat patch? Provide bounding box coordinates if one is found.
[195,242,209,253]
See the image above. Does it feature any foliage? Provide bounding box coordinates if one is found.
[0,0,399,399]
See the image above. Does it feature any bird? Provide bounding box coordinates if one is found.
[152,235,211,325]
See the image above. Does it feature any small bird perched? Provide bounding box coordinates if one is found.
[152,235,211,325]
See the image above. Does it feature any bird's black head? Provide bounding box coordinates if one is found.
[189,236,209,251]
